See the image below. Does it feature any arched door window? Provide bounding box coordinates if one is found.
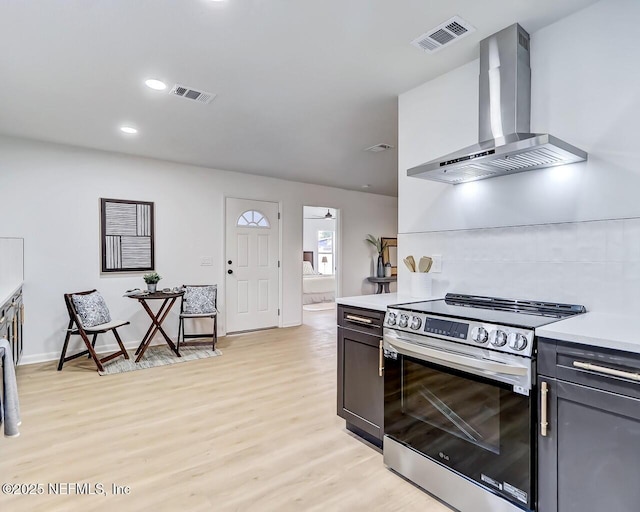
[237,210,270,228]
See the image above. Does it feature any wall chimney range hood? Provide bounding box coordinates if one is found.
[408,24,587,185]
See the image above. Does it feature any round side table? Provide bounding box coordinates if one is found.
[366,276,397,294]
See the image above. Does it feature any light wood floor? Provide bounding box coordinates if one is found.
[0,309,451,512]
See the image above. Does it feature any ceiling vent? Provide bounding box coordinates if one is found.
[411,16,476,53]
[365,143,394,153]
[170,84,216,104]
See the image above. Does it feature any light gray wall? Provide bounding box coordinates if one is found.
[397,0,640,313]
[0,135,397,363]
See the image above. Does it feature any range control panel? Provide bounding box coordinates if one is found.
[424,317,469,340]
[384,308,534,358]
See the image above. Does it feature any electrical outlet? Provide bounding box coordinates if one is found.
[200,257,213,266]
[431,254,442,273]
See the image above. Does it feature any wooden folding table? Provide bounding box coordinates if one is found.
[128,290,184,363]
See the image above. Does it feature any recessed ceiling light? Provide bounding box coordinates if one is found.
[145,79,167,91]
[120,126,138,134]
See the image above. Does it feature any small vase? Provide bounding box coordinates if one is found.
[377,255,384,278]
[147,283,157,293]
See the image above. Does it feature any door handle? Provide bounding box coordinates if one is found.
[228,269,233,274]
[573,360,640,381]
[385,335,528,376]
[345,314,373,326]
[540,381,549,437]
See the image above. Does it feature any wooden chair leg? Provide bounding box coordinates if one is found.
[57,321,74,371]
[177,317,183,354]
[78,330,105,373]
[88,333,98,359]
[213,316,217,351]
[112,328,130,360]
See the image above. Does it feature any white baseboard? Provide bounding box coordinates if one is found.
[19,339,160,366]
[282,322,301,328]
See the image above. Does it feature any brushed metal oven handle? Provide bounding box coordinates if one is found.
[540,381,549,437]
[573,361,640,382]
[386,336,528,376]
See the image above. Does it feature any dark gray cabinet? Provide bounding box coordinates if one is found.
[537,339,640,512]
[337,304,385,447]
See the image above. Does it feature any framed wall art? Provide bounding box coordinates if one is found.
[100,198,155,273]
[381,237,398,276]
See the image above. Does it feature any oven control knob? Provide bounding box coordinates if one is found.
[398,314,409,328]
[410,316,422,330]
[386,312,397,326]
[508,333,528,351]
[471,326,488,344]
[489,330,508,347]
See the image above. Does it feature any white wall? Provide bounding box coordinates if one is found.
[398,0,640,313]
[0,237,23,300]
[0,135,397,363]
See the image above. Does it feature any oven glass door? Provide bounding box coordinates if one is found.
[385,352,533,510]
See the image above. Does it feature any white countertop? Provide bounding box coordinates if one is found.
[0,282,23,308]
[537,312,640,355]
[337,293,441,312]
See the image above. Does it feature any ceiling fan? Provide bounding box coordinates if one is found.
[304,208,336,220]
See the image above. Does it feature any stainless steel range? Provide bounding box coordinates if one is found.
[383,294,586,512]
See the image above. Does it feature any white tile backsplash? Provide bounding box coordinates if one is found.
[605,219,625,262]
[575,221,607,262]
[536,223,578,262]
[399,218,640,314]
[623,219,640,261]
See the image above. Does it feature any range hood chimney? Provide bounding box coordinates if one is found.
[407,23,587,184]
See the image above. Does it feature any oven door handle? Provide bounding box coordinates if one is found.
[385,336,528,376]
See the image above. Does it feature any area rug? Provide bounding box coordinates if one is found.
[303,302,336,311]
[98,345,222,376]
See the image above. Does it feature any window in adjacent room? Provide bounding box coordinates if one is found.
[318,230,334,275]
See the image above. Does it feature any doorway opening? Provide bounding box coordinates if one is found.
[302,206,339,326]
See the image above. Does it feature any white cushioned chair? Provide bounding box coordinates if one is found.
[177,285,218,353]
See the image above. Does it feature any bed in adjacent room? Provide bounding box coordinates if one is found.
[302,252,335,304]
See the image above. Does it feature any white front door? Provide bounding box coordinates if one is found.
[225,198,280,333]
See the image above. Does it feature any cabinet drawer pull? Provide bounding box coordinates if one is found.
[573,361,640,382]
[0,316,5,325]
[540,381,549,437]
[345,314,374,326]
[379,340,384,377]
[20,303,24,324]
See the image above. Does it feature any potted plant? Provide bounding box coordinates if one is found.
[143,271,162,293]
[365,235,388,278]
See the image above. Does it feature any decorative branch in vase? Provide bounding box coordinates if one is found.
[365,235,388,278]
